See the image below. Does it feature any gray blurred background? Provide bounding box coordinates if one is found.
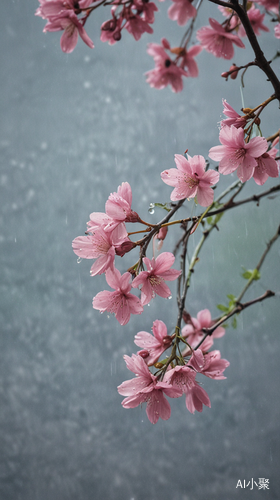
[0,1,280,499]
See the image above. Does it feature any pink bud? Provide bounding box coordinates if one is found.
[162,336,172,347]
[156,226,168,241]
[125,210,141,223]
[229,64,238,80]
[137,349,149,359]
[115,240,136,257]
[113,31,122,41]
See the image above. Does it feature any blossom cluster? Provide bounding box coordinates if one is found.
[36,0,280,90]
[118,311,229,424]
[209,101,279,185]
[72,181,182,325]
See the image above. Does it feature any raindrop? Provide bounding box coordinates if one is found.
[77,257,82,264]
[168,295,172,300]
[148,203,155,214]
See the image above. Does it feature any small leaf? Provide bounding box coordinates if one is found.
[227,294,236,301]
[217,304,229,312]
[252,268,261,280]
[206,216,212,224]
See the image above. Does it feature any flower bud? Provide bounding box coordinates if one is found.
[221,71,229,79]
[242,107,253,114]
[115,240,136,256]
[113,30,122,41]
[137,349,149,359]
[162,336,172,347]
[156,226,168,241]
[154,362,164,369]
[125,210,141,223]
[229,64,238,79]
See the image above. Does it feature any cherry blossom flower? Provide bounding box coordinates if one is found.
[253,143,279,185]
[168,0,197,26]
[220,99,248,129]
[164,365,211,413]
[188,349,230,379]
[134,319,173,366]
[256,0,279,15]
[132,252,181,305]
[43,11,94,53]
[238,4,269,37]
[182,308,225,350]
[92,267,143,325]
[100,12,123,45]
[125,15,154,40]
[105,182,140,230]
[196,18,245,60]
[179,45,202,76]
[72,224,128,276]
[208,125,268,182]
[146,40,188,92]
[118,354,181,423]
[161,154,219,206]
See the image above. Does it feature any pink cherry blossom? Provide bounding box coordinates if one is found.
[72,224,128,276]
[132,252,181,305]
[164,365,211,413]
[208,125,268,182]
[146,40,188,92]
[92,267,143,325]
[161,154,219,206]
[100,13,123,45]
[43,11,94,53]
[253,144,279,185]
[36,0,72,19]
[118,354,181,423]
[134,319,173,365]
[256,0,279,15]
[221,99,248,129]
[238,5,269,37]
[196,18,245,60]
[181,308,225,355]
[105,182,140,230]
[125,15,153,41]
[179,45,202,77]
[168,0,197,26]
[189,349,230,379]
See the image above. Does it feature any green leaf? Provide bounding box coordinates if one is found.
[252,268,261,280]
[241,267,261,280]
[206,216,212,225]
[217,304,229,312]
[227,294,236,301]
[242,270,252,279]
[154,202,171,212]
